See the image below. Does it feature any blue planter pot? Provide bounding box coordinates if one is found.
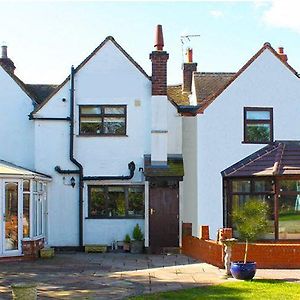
[230,262,256,280]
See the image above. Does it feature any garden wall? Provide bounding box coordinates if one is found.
[182,224,300,269]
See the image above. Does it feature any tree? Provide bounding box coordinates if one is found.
[232,198,269,263]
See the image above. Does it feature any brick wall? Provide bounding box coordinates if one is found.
[231,242,300,268]
[182,235,224,268]
[149,51,169,95]
[22,238,44,258]
[182,224,300,269]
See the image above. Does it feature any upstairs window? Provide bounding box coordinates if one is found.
[79,105,126,136]
[244,107,273,144]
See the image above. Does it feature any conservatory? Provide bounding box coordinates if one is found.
[0,160,51,257]
[222,141,300,241]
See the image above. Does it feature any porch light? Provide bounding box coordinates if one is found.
[70,177,76,188]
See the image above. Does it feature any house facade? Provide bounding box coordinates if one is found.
[0,26,183,258]
[170,43,300,241]
[1,25,300,259]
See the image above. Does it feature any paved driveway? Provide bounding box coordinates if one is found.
[1,253,300,299]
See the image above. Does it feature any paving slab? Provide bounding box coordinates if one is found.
[0,253,300,299]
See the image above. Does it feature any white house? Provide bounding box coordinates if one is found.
[169,43,300,241]
[2,25,300,259]
[0,25,183,258]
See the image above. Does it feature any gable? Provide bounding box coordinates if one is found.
[32,36,150,116]
[198,44,299,113]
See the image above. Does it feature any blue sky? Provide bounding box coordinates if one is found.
[1,1,300,84]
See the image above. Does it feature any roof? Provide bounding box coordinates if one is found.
[32,36,151,114]
[168,43,299,114]
[26,84,58,104]
[0,62,39,104]
[222,141,300,177]
[194,72,235,102]
[167,85,190,105]
[0,160,51,179]
[144,154,184,179]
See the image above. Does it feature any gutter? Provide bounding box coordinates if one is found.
[177,105,201,115]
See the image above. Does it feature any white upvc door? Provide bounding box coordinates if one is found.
[1,179,22,256]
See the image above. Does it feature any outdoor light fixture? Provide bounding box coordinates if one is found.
[70,177,75,188]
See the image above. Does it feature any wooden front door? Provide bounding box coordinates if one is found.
[149,181,179,252]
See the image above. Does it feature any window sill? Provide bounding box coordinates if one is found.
[85,216,144,220]
[77,134,128,137]
[22,235,45,241]
[242,141,273,145]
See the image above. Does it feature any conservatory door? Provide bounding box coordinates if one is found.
[1,180,22,256]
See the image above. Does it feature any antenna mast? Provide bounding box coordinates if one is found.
[180,34,200,62]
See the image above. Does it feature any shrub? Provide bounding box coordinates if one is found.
[124,234,131,243]
[132,224,144,241]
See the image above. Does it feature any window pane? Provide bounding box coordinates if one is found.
[81,106,101,115]
[32,194,38,236]
[38,196,43,236]
[90,187,106,217]
[254,180,273,192]
[246,124,271,142]
[23,180,30,192]
[33,181,37,192]
[80,117,102,134]
[246,110,271,120]
[104,106,125,115]
[232,180,251,193]
[103,117,125,135]
[128,187,144,217]
[23,194,30,238]
[279,180,300,192]
[279,195,300,239]
[107,186,125,217]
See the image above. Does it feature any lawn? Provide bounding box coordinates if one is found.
[129,280,300,300]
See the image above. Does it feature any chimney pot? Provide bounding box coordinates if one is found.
[277,46,288,63]
[154,24,164,51]
[1,45,7,59]
[0,45,16,73]
[186,48,193,63]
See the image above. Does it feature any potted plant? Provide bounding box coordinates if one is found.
[130,224,144,254]
[123,234,131,252]
[230,198,268,280]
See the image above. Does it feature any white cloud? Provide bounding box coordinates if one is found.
[263,0,300,33]
[210,10,224,18]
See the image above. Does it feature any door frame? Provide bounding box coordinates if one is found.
[1,179,23,256]
[148,179,180,251]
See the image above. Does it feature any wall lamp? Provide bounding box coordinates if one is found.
[70,177,76,188]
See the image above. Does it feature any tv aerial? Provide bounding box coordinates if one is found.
[180,34,200,62]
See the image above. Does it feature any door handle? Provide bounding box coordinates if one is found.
[150,208,156,215]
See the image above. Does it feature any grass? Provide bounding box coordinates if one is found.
[128,280,300,300]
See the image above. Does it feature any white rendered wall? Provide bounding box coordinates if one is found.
[167,103,182,155]
[0,67,35,169]
[182,116,198,236]
[34,40,151,246]
[196,49,300,239]
[151,95,168,164]
[34,121,79,246]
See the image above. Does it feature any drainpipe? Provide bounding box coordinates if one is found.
[55,66,84,249]
[69,66,84,249]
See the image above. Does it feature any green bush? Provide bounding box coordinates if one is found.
[132,224,144,241]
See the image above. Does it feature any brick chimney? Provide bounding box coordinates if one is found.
[149,24,169,95]
[0,45,16,73]
[182,48,197,93]
[149,25,169,166]
[277,47,288,63]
